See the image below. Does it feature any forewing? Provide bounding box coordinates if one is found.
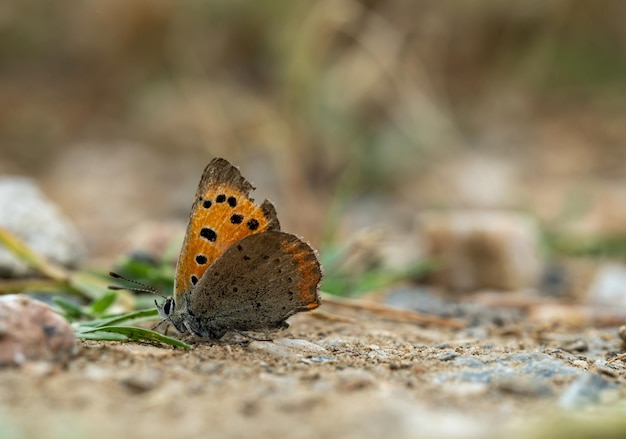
[174,158,280,296]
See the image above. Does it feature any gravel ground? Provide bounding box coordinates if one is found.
[2,299,626,439]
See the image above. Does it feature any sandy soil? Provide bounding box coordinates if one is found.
[1,299,624,439]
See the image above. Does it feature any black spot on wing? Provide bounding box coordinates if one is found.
[200,228,217,242]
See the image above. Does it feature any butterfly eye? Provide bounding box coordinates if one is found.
[163,299,174,316]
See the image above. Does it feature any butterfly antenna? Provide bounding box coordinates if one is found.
[108,271,168,300]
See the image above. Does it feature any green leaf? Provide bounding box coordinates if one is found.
[0,226,69,282]
[76,331,128,341]
[91,308,159,328]
[53,296,87,320]
[79,325,191,348]
[89,291,118,316]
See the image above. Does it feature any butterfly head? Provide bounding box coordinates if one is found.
[109,272,189,333]
[155,297,174,319]
[154,296,189,334]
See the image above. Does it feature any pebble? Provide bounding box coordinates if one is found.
[385,287,522,326]
[437,351,458,362]
[571,359,590,370]
[560,339,589,353]
[433,352,582,386]
[585,263,626,308]
[120,370,163,393]
[618,325,626,343]
[335,369,377,391]
[0,178,85,277]
[247,338,329,360]
[323,338,359,351]
[0,295,78,366]
[492,375,553,397]
[418,210,543,292]
[300,356,336,365]
[559,373,619,409]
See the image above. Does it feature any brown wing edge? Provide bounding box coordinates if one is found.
[261,199,281,231]
[278,232,323,310]
[197,157,255,199]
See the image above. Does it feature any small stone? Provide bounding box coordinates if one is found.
[367,346,388,362]
[0,178,85,277]
[452,356,485,368]
[419,210,542,292]
[120,370,162,393]
[437,351,458,362]
[571,359,590,370]
[322,338,353,351]
[0,295,78,366]
[336,369,377,391]
[493,376,553,397]
[560,339,588,353]
[559,373,618,409]
[585,263,626,308]
[247,338,329,360]
[618,325,626,343]
[300,356,336,365]
[433,352,582,386]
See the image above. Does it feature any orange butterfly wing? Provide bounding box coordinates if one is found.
[174,158,280,296]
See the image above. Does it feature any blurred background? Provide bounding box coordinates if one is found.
[2,0,626,294]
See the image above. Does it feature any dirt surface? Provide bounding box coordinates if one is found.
[2,299,625,439]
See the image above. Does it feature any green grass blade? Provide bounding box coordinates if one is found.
[79,325,190,348]
[53,296,87,320]
[0,226,69,282]
[76,331,129,341]
[89,308,160,328]
[89,291,118,316]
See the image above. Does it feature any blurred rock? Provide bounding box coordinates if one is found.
[385,286,523,326]
[618,325,626,343]
[419,210,543,292]
[527,303,626,327]
[559,373,619,409]
[433,352,581,389]
[0,178,85,277]
[120,369,163,393]
[585,263,626,308]
[0,295,78,366]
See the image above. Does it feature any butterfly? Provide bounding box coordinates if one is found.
[113,158,322,340]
